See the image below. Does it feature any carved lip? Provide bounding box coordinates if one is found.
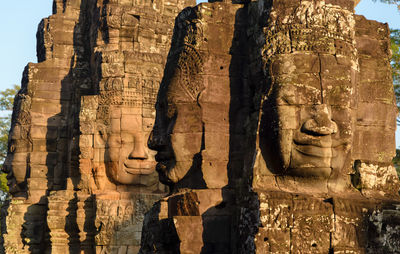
[294,145,332,158]
[289,167,331,178]
[124,160,156,175]
[293,133,332,148]
[293,133,333,158]
[293,132,351,158]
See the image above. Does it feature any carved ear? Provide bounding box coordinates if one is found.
[97,124,108,141]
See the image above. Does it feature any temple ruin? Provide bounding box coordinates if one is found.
[2,0,400,253]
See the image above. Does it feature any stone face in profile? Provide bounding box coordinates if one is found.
[148,5,238,190]
[3,76,33,196]
[148,32,205,186]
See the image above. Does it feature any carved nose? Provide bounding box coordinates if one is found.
[302,105,337,135]
[147,130,167,151]
[129,134,148,159]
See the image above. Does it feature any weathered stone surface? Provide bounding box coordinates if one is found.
[3,0,400,253]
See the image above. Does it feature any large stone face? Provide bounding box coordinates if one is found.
[251,0,398,198]
[257,0,358,193]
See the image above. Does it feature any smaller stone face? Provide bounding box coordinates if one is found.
[103,105,157,185]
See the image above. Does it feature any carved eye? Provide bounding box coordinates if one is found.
[120,133,134,144]
[9,142,16,153]
[276,85,297,105]
[108,135,122,148]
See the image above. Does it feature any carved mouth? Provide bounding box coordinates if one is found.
[294,145,332,158]
[155,162,175,185]
[124,160,156,175]
[292,132,351,158]
[293,132,332,148]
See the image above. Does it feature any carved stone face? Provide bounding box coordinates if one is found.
[149,69,204,186]
[260,54,355,179]
[104,106,157,185]
[3,122,31,194]
[148,6,237,189]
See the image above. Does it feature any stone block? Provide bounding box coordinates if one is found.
[30,152,58,165]
[255,229,290,253]
[30,126,58,139]
[353,127,396,162]
[30,165,49,178]
[201,160,228,189]
[27,177,48,190]
[173,216,204,253]
[31,112,64,127]
[27,189,48,203]
[357,102,397,129]
[170,132,203,161]
[30,126,47,139]
[31,101,61,115]
[127,245,140,254]
[79,135,93,148]
[32,139,54,152]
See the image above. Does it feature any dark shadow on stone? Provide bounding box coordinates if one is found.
[200,2,270,252]
[82,195,97,253]
[175,125,207,191]
[200,5,246,254]
[0,199,9,253]
[65,193,80,252]
[99,0,110,44]
[198,4,256,253]
[200,189,234,254]
[139,201,181,253]
[20,0,101,252]
[21,199,50,254]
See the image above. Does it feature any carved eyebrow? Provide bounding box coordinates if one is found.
[275,84,322,104]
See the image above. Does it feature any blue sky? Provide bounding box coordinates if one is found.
[0,0,399,143]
